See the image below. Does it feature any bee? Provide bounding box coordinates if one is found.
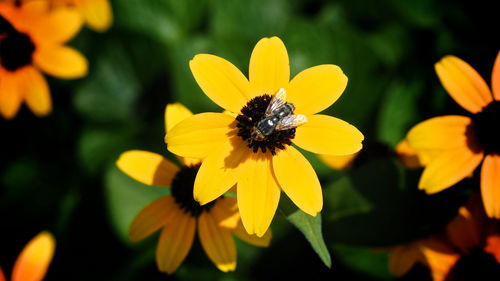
[251,88,307,141]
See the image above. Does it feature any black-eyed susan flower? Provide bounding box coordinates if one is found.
[49,0,112,32]
[403,52,500,218]
[0,0,87,119]
[166,36,364,237]
[116,103,271,274]
[0,231,55,281]
[388,194,500,281]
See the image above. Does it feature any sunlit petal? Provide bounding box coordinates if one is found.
[294,114,364,155]
[407,116,472,151]
[286,65,348,115]
[116,150,179,187]
[34,46,88,79]
[272,146,322,216]
[481,154,500,218]
[249,37,289,99]
[237,153,281,237]
[435,56,493,113]
[198,212,237,272]
[12,232,55,281]
[76,0,113,32]
[492,51,500,100]
[20,67,51,117]
[32,7,83,44]
[0,70,23,119]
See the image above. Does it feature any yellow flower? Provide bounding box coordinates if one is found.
[0,1,88,119]
[166,36,364,236]
[0,231,56,281]
[49,0,113,32]
[388,194,500,281]
[117,103,271,274]
[403,51,500,218]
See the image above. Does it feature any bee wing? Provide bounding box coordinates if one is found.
[265,88,287,116]
[275,114,307,131]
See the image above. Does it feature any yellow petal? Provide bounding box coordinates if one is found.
[232,220,271,247]
[165,103,194,133]
[272,146,322,216]
[481,154,500,218]
[395,139,428,169]
[407,116,472,151]
[76,0,113,32]
[189,54,252,113]
[210,197,240,229]
[193,139,250,205]
[156,211,196,274]
[32,7,83,44]
[34,46,88,79]
[0,70,22,119]
[165,113,237,159]
[388,244,421,276]
[249,37,289,99]
[419,147,483,194]
[492,51,500,100]
[319,153,357,170]
[116,150,179,187]
[198,212,237,272]
[129,196,178,242]
[20,67,51,117]
[294,114,364,156]
[237,153,281,237]
[286,65,348,115]
[420,238,460,281]
[435,55,493,113]
[12,232,55,281]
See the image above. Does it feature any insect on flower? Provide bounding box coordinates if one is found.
[250,88,307,141]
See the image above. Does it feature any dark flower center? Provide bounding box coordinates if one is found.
[0,16,35,72]
[471,101,500,155]
[447,248,500,281]
[236,94,296,155]
[170,164,216,217]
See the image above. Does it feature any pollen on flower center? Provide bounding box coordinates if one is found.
[170,164,216,217]
[471,101,500,155]
[0,27,35,71]
[236,94,297,155]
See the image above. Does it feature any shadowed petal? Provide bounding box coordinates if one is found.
[193,139,250,205]
[286,65,348,115]
[389,244,421,277]
[237,152,281,237]
[116,150,179,187]
[481,154,500,218]
[294,114,363,156]
[190,54,251,113]
[233,220,271,247]
[0,267,5,281]
[12,232,55,281]
[210,197,240,229]
[249,37,289,99]
[129,196,178,242]
[198,212,237,272]
[319,153,357,170]
[34,46,88,79]
[272,146,322,216]
[156,211,196,274]
[166,113,236,159]
[435,56,493,113]
[419,147,483,194]
[20,67,51,117]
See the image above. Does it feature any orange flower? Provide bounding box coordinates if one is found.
[0,231,56,281]
[388,194,500,281]
[402,51,500,218]
[116,103,271,274]
[0,0,87,119]
[50,0,112,32]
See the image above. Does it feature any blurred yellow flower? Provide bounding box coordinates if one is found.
[50,0,112,32]
[403,51,500,218]
[388,194,500,281]
[117,103,271,274]
[0,231,56,281]
[166,36,364,237]
[0,1,87,119]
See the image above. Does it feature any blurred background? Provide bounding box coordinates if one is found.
[1,0,499,280]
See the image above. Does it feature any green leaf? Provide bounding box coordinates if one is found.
[331,243,392,280]
[287,210,332,268]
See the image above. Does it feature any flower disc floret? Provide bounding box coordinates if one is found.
[472,101,500,155]
[0,27,35,71]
